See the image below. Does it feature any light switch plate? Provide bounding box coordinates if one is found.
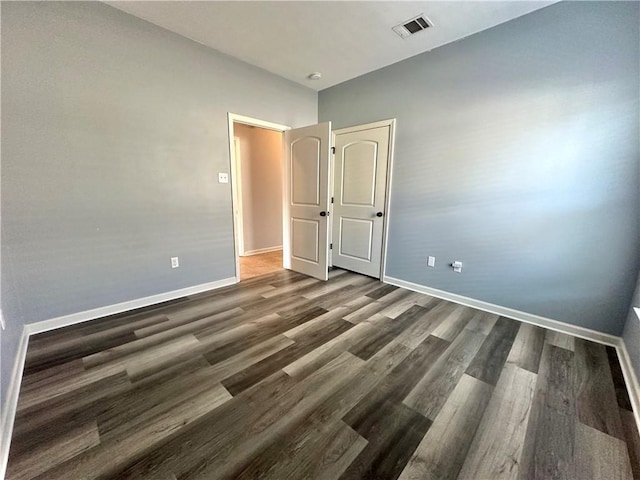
[218,172,229,184]
[427,256,436,267]
[452,261,462,273]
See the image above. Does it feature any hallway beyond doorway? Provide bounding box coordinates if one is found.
[240,250,283,280]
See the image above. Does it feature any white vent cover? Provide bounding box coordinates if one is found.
[393,14,432,39]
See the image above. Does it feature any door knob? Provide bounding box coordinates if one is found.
[376,212,384,217]
[320,211,327,217]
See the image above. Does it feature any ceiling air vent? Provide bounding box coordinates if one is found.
[392,14,432,39]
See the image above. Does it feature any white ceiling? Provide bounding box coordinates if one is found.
[105,1,557,91]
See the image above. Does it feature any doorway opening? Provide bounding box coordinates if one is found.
[228,114,290,281]
[229,115,395,283]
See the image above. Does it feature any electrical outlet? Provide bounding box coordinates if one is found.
[171,257,180,268]
[218,172,229,184]
[427,256,436,267]
[451,261,462,273]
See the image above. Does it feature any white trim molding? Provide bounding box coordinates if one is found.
[228,114,291,132]
[232,136,245,257]
[0,327,30,480]
[380,119,396,281]
[0,276,237,477]
[332,118,397,136]
[383,275,620,346]
[28,277,237,336]
[241,246,283,257]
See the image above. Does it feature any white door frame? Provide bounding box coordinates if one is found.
[232,136,245,257]
[227,113,291,280]
[330,118,396,279]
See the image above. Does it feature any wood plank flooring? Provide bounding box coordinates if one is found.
[7,269,640,480]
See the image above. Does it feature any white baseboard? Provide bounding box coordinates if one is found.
[241,246,283,257]
[383,276,620,347]
[27,277,237,336]
[0,276,238,477]
[384,275,640,433]
[617,339,640,434]
[0,326,30,480]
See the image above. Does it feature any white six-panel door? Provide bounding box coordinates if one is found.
[331,124,390,278]
[284,122,332,281]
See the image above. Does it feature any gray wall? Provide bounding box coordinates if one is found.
[319,1,639,335]
[234,124,283,254]
[623,272,640,378]
[1,2,316,412]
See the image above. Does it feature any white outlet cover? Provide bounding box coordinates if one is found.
[218,172,229,184]
[171,257,179,268]
[452,261,462,272]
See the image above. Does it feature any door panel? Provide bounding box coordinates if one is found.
[339,218,373,260]
[332,125,390,278]
[291,138,321,205]
[284,122,331,280]
[291,218,320,262]
[342,141,378,206]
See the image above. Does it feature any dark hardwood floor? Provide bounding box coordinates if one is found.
[6,269,640,479]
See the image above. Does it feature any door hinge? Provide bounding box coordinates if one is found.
[330,243,333,250]
[331,146,335,154]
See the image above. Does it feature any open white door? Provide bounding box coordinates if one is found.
[331,121,392,278]
[284,122,332,281]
